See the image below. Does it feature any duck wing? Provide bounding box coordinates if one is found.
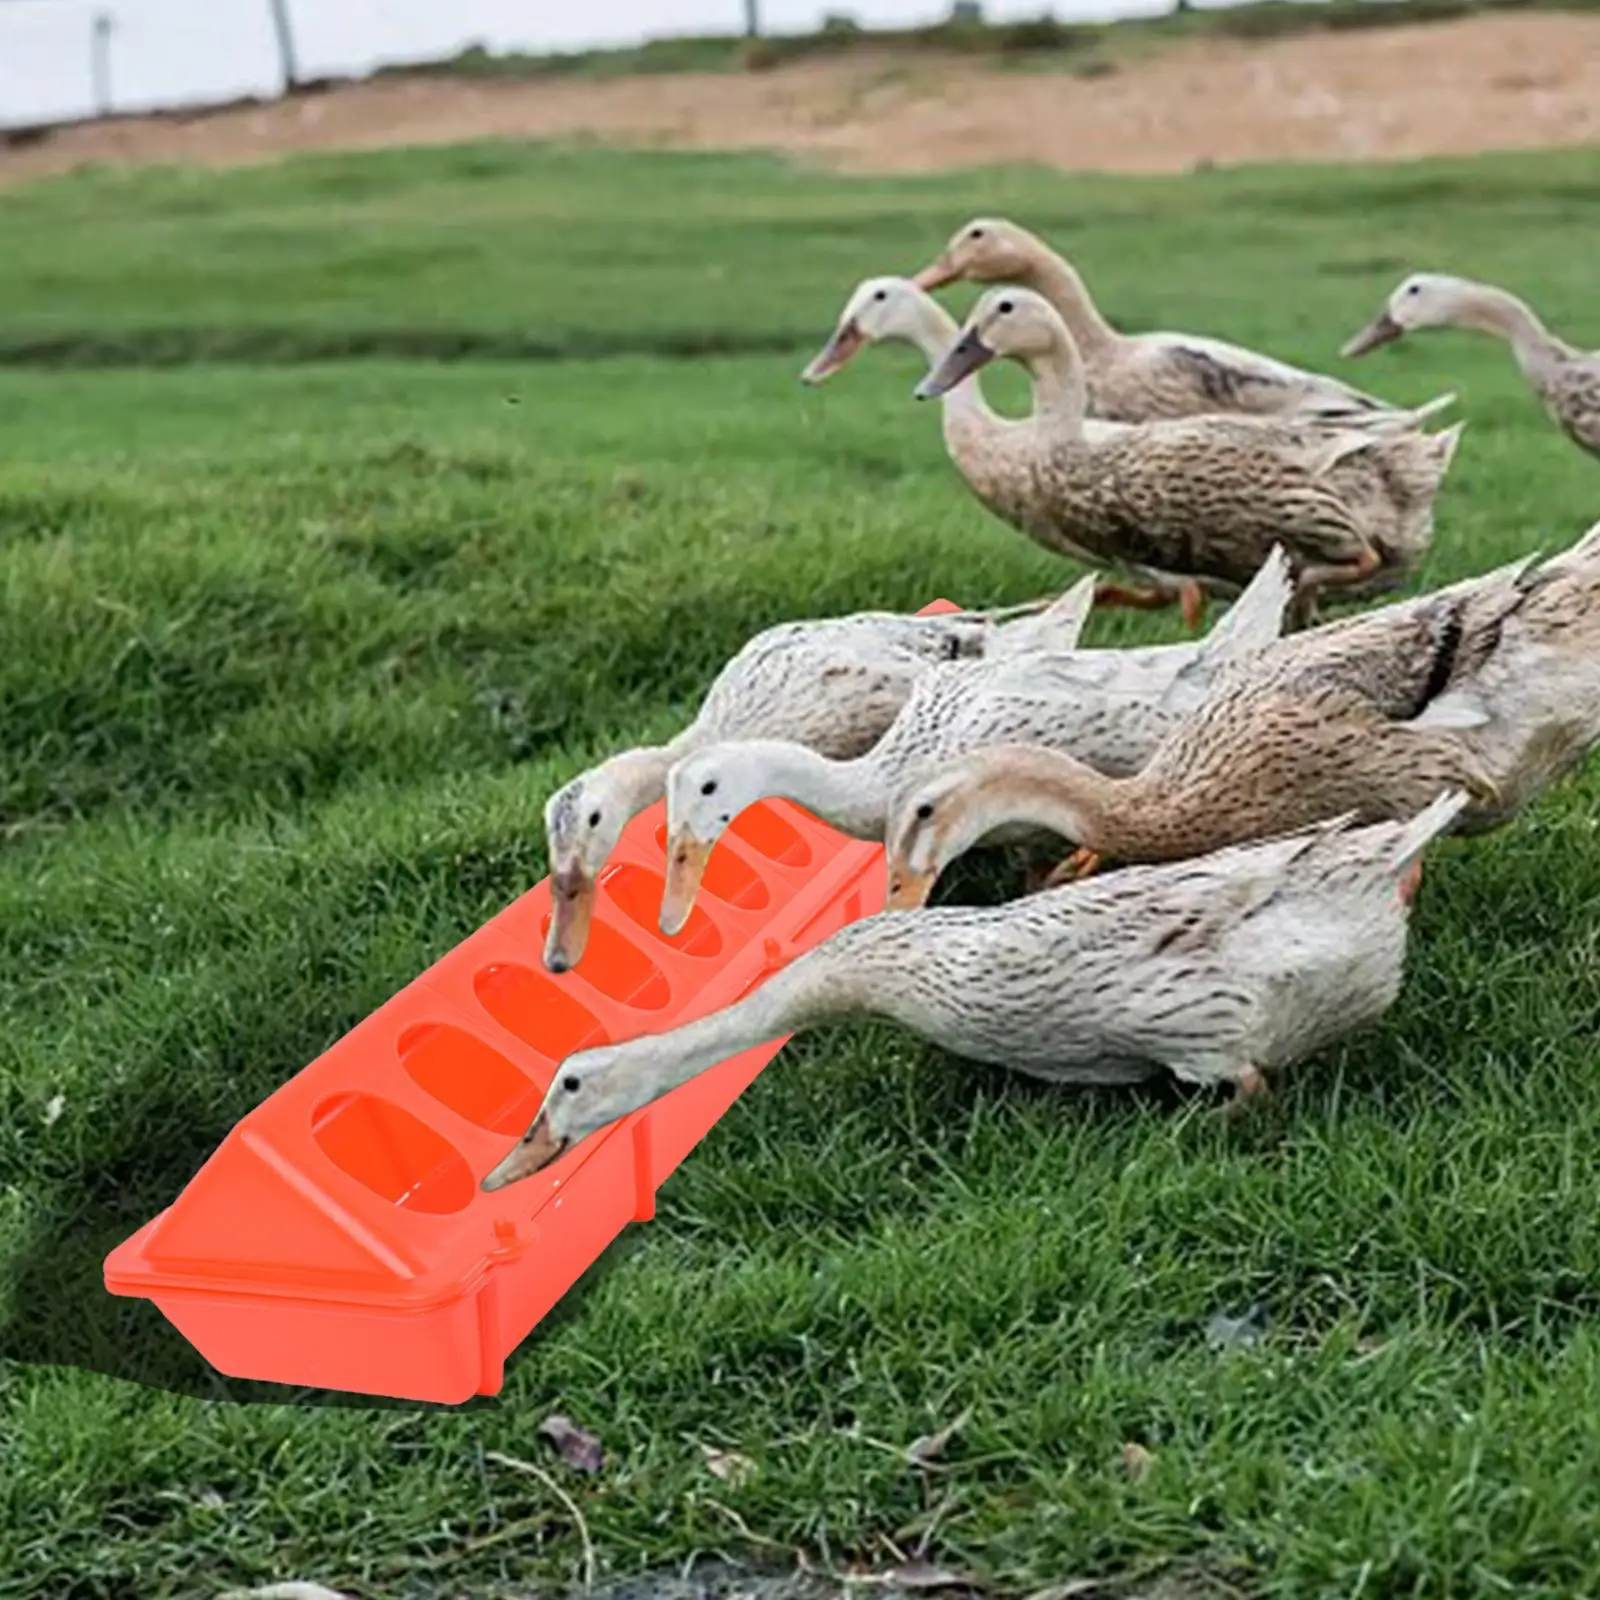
[1143,331,1393,417]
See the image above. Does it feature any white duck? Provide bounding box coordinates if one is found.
[656,548,1294,935]
[541,584,1095,970]
[1343,272,1600,460]
[482,790,1467,1190]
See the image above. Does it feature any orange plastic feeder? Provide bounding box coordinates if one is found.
[103,601,960,1403]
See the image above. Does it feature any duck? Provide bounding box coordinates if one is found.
[1342,272,1600,459]
[540,582,1096,971]
[801,274,1206,620]
[881,520,1600,908]
[911,215,1431,425]
[915,286,1464,625]
[801,273,1135,450]
[655,548,1294,936]
[481,789,1468,1190]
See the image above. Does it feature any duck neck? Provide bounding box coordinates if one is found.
[743,741,888,840]
[968,748,1172,862]
[1017,753,1125,854]
[1016,244,1119,361]
[1455,284,1569,379]
[1016,743,1257,864]
[597,742,682,818]
[572,927,892,1118]
[1021,330,1091,439]
[898,295,994,424]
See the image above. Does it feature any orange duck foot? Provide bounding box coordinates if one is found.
[1218,1063,1269,1120]
[1093,581,1176,613]
[1043,847,1103,889]
[1398,859,1424,906]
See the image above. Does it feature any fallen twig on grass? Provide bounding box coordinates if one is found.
[486,1448,597,1590]
[217,1585,353,1600]
[841,1557,984,1592]
[905,1407,974,1472]
[699,1494,794,1553]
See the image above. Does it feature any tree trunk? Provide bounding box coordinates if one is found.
[742,0,760,38]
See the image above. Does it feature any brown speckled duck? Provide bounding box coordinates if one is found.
[915,286,1464,626]
[801,275,1181,613]
[883,521,1600,907]
[913,215,1440,425]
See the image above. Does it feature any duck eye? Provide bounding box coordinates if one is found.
[970,228,985,239]
[700,779,718,797]
[587,809,602,829]
[872,289,887,302]
[915,801,935,821]
[562,1074,581,1094]
[998,300,1014,315]
[1406,284,1420,296]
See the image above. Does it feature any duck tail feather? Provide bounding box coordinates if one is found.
[988,572,1098,653]
[1406,690,1491,730]
[1389,789,1470,874]
[1200,545,1293,660]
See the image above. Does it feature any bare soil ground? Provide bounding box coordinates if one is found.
[2,11,1599,190]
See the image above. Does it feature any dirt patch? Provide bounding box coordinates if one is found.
[510,1560,1216,1600]
[2,13,1598,189]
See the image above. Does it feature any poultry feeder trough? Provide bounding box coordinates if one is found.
[102,601,960,1404]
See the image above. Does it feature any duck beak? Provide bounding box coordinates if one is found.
[801,320,866,384]
[544,867,595,974]
[911,255,958,292]
[884,863,937,912]
[481,1111,568,1191]
[915,330,995,400]
[1341,310,1404,359]
[660,829,713,936]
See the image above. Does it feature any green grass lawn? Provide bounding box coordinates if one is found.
[2,140,1599,1600]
